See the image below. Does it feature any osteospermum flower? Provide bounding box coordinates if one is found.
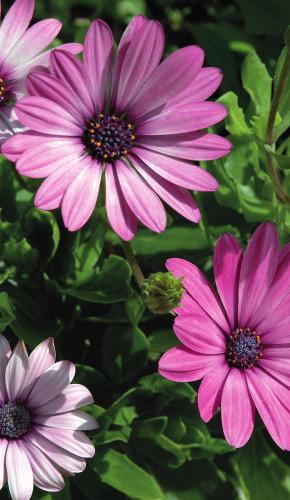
[0,335,97,500]
[158,223,290,449]
[0,0,81,146]
[3,15,231,239]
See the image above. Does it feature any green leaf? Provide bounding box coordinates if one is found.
[125,291,145,326]
[218,91,251,136]
[24,208,60,267]
[148,330,178,361]
[241,52,272,115]
[139,374,196,401]
[273,46,290,141]
[91,448,164,499]
[0,292,15,334]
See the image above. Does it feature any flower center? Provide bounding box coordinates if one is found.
[0,77,9,105]
[0,402,31,438]
[82,112,136,161]
[226,328,263,369]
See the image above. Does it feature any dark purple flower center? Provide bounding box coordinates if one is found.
[82,112,136,161]
[0,77,10,106]
[0,402,31,438]
[226,328,263,369]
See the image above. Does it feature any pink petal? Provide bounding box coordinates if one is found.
[174,314,226,354]
[138,131,232,161]
[132,156,201,223]
[137,102,227,135]
[6,441,33,500]
[214,234,243,329]
[132,146,219,191]
[238,223,279,327]
[34,410,98,431]
[198,363,230,422]
[83,19,114,111]
[158,345,225,382]
[35,426,95,458]
[28,431,86,474]
[258,294,290,335]
[22,438,64,492]
[7,19,62,66]
[129,45,204,120]
[257,357,290,388]
[105,163,137,241]
[0,335,11,403]
[115,20,164,112]
[5,341,28,402]
[2,132,52,162]
[166,258,229,331]
[62,159,102,232]
[173,292,197,315]
[0,440,8,489]
[26,361,75,408]
[167,67,223,108]
[0,0,34,58]
[21,338,56,401]
[116,159,167,233]
[16,96,82,136]
[246,368,290,450]
[34,384,94,415]
[221,368,255,448]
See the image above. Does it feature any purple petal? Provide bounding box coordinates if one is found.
[221,368,255,448]
[35,426,95,458]
[132,146,219,191]
[84,19,114,111]
[2,132,52,162]
[22,438,64,492]
[158,345,225,382]
[114,20,164,112]
[137,102,227,135]
[21,338,56,401]
[257,357,290,388]
[26,361,75,408]
[0,440,8,489]
[6,441,33,500]
[238,223,279,327]
[33,410,98,431]
[34,384,94,415]
[105,163,137,241]
[116,159,167,233]
[62,159,102,232]
[129,45,204,120]
[0,0,34,58]
[166,258,229,331]
[174,314,226,354]
[5,341,28,402]
[167,67,223,108]
[214,234,243,329]
[0,335,11,403]
[198,363,230,422]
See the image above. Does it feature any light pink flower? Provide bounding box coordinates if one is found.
[3,15,231,239]
[158,222,290,449]
[0,335,97,500]
[0,0,82,146]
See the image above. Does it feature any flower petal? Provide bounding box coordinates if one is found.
[34,384,94,415]
[2,132,52,162]
[0,0,34,58]
[21,338,56,401]
[238,223,279,327]
[221,368,255,448]
[22,438,64,492]
[0,440,8,489]
[33,410,98,431]
[105,163,137,241]
[6,440,33,500]
[35,427,95,458]
[62,159,103,232]
[198,363,230,422]
[174,314,226,354]
[5,341,28,401]
[167,67,223,108]
[166,258,229,331]
[214,234,243,329]
[0,335,11,403]
[26,361,75,408]
[116,159,167,233]
[158,345,225,382]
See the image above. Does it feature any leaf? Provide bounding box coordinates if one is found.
[0,292,15,334]
[24,208,60,266]
[125,291,145,326]
[148,330,179,361]
[139,374,196,401]
[91,448,164,499]
[241,52,272,115]
[218,92,251,136]
[273,45,290,141]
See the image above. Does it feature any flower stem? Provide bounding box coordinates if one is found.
[265,46,290,204]
[122,240,145,289]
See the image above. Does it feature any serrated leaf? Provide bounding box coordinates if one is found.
[241,52,272,115]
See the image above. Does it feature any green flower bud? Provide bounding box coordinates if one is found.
[142,272,184,314]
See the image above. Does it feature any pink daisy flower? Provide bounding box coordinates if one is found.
[0,335,97,500]
[3,15,231,240]
[158,222,290,449]
[0,0,82,146]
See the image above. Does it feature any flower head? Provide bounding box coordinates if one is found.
[0,0,82,146]
[3,15,231,239]
[0,335,97,500]
[142,271,184,314]
[158,223,290,449]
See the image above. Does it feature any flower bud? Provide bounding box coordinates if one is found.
[142,272,184,314]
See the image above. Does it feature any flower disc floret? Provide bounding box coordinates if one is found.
[0,402,31,438]
[226,328,263,369]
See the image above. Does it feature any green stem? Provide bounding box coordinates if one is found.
[122,240,145,289]
[265,47,290,204]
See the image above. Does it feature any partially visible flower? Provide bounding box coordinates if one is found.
[142,272,184,314]
[0,335,97,500]
[0,0,82,146]
[3,15,231,239]
[158,223,290,450]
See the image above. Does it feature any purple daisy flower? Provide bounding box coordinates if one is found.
[0,0,82,146]
[158,223,290,449]
[0,335,97,500]
[3,15,231,239]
